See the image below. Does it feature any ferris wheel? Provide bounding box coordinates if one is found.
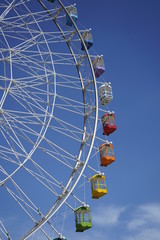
[0,0,116,239]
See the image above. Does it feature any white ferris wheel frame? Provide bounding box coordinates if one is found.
[0,0,99,239]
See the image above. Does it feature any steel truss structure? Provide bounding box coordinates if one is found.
[0,0,108,239]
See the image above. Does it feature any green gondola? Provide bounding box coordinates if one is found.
[74,206,92,232]
[48,0,55,3]
[53,238,66,240]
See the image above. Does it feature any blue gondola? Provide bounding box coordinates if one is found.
[66,5,78,26]
[81,30,93,50]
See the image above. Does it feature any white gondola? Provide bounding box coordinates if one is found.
[99,82,113,105]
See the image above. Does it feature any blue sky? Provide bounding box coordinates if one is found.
[64,0,160,239]
[1,0,160,239]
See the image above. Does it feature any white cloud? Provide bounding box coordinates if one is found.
[127,203,160,230]
[127,218,146,229]
[125,228,160,240]
[92,204,126,227]
[139,203,160,223]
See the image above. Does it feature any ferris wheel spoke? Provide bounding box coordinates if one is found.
[0,124,27,160]
[0,220,11,240]
[3,184,54,240]
[48,115,96,150]
[56,94,85,113]
[2,176,60,240]
[26,162,81,212]
[23,166,60,197]
[24,165,61,190]
[0,148,21,166]
[48,125,82,144]
[2,109,82,169]
[12,77,53,98]
[8,4,54,76]
[50,121,83,139]
[10,73,51,85]
[42,130,79,160]
[56,72,81,81]
[4,185,39,218]
[1,118,40,151]
[11,53,47,77]
[11,54,50,75]
[0,0,16,22]
[1,110,42,142]
[53,116,83,132]
[0,114,53,170]
[54,103,93,118]
[21,161,88,220]
[2,163,66,238]
[2,166,73,239]
[37,144,74,170]
[1,166,38,215]
[55,82,81,90]
[3,109,46,132]
[0,127,27,166]
[8,91,48,121]
[9,87,50,111]
[47,52,77,65]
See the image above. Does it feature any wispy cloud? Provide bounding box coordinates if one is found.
[127,203,160,230]
[92,204,126,227]
[125,228,160,240]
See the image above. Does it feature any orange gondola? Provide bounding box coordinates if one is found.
[99,142,115,166]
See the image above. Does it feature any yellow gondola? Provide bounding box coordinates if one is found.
[90,174,107,199]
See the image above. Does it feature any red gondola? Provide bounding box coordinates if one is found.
[102,112,117,135]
